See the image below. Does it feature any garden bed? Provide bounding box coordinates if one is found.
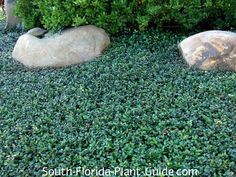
[0,18,235,176]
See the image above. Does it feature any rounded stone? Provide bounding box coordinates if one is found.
[179,30,236,71]
[12,25,111,68]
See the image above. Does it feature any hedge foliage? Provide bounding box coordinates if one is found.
[15,0,236,34]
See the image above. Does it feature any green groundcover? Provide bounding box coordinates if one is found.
[0,19,235,177]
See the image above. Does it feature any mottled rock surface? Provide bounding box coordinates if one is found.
[27,27,47,37]
[179,30,236,71]
[12,25,110,68]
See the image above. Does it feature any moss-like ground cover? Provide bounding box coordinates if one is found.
[0,17,235,177]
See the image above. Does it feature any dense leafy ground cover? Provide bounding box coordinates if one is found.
[0,14,235,177]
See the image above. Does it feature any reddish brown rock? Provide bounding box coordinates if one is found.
[179,30,236,71]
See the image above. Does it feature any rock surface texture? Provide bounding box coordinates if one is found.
[5,0,20,29]
[12,25,110,68]
[27,27,47,37]
[179,30,236,71]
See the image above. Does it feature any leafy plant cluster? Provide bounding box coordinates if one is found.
[15,0,236,34]
[0,7,5,22]
[0,26,236,176]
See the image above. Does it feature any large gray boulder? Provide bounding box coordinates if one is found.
[12,25,110,68]
[179,30,236,71]
[5,0,20,29]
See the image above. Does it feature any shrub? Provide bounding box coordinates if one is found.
[14,0,42,29]
[15,0,236,34]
